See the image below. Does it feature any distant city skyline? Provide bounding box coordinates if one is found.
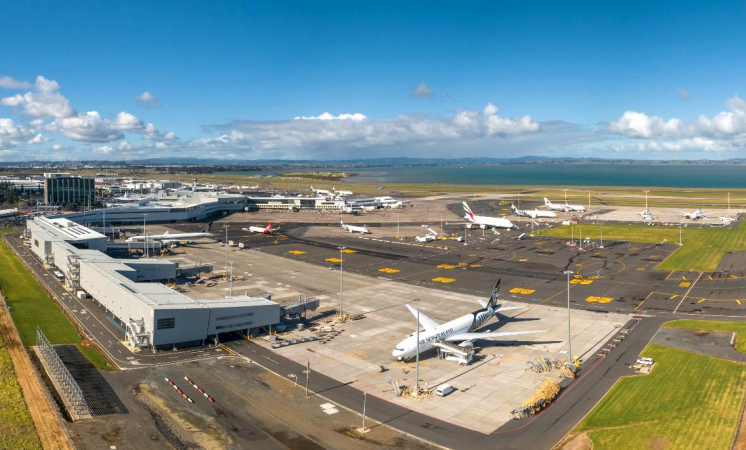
[2,1,746,161]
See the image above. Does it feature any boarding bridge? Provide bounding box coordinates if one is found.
[434,340,474,365]
[126,318,150,348]
[65,254,81,289]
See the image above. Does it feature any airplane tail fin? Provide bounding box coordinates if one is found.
[510,203,517,212]
[202,221,214,232]
[462,202,475,220]
[265,222,272,231]
[487,279,501,307]
[340,219,344,226]
[544,198,550,206]
[163,230,169,235]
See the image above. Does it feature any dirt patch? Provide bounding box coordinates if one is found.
[557,432,593,450]
[0,305,73,450]
[133,382,227,450]
[648,436,671,450]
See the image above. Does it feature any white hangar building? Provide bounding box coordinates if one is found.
[27,216,279,350]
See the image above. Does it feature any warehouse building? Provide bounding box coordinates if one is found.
[26,216,280,349]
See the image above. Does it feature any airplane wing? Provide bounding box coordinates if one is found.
[494,305,528,313]
[405,304,441,331]
[445,330,545,342]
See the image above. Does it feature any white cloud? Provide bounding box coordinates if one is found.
[0,76,31,90]
[51,144,63,151]
[0,76,76,118]
[200,104,539,154]
[47,111,130,142]
[0,118,32,140]
[135,91,157,102]
[27,133,49,144]
[111,111,143,130]
[678,88,691,101]
[93,145,115,154]
[411,82,434,98]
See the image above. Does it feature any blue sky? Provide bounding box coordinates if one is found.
[2,1,746,160]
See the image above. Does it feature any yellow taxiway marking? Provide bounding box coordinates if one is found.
[326,257,344,263]
[379,267,401,274]
[470,264,482,268]
[637,267,645,271]
[341,248,358,254]
[580,280,593,285]
[669,295,678,300]
[679,282,691,288]
[586,296,613,303]
[738,300,742,305]
[510,288,536,295]
[432,277,456,283]
[698,298,706,303]
[288,250,306,255]
[518,258,528,262]
[437,264,457,269]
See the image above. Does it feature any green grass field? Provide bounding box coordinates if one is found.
[535,220,746,272]
[574,344,746,450]
[0,240,111,370]
[665,320,746,354]
[0,339,42,450]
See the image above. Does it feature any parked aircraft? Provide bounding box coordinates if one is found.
[641,209,654,220]
[511,203,557,219]
[243,222,280,234]
[416,227,438,243]
[544,198,586,213]
[340,220,370,234]
[332,187,353,197]
[681,209,706,220]
[126,221,214,244]
[392,280,545,361]
[311,186,332,196]
[462,202,515,229]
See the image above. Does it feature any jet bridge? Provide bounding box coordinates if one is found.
[434,340,474,365]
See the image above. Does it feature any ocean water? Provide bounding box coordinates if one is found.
[347,164,746,188]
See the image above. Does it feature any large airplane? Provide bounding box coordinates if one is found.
[511,203,558,219]
[462,202,515,229]
[332,187,353,197]
[340,219,370,234]
[243,222,280,234]
[640,209,655,220]
[544,198,586,213]
[392,280,545,361]
[681,209,706,220]
[126,221,214,244]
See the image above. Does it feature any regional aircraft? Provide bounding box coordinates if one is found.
[243,222,280,234]
[681,209,706,220]
[126,221,214,244]
[416,227,438,243]
[311,186,332,197]
[392,280,545,361]
[544,198,586,213]
[641,209,654,220]
[340,220,370,234]
[462,202,515,229]
[332,187,353,197]
[511,203,557,219]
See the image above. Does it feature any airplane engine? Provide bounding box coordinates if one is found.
[466,223,475,229]
[480,224,487,230]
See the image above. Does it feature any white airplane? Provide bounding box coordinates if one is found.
[641,209,655,220]
[416,227,438,243]
[311,186,332,197]
[384,201,405,209]
[340,219,370,234]
[463,202,515,229]
[126,221,214,244]
[720,215,736,223]
[332,187,353,197]
[544,198,586,213]
[243,222,280,234]
[246,184,260,191]
[681,209,706,220]
[511,203,557,219]
[392,280,545,361]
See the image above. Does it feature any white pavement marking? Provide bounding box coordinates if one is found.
[674,271,704,314]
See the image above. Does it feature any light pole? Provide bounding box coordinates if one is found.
[578,222,583,249]
[564,270,574,360]
[414,307,420,397]
[305,359,310,396]
[679,221,683,246]
[339,246,345,321]
[143,214,148,258]
[362,392,368,431]
[600,221,604,248]
[229,261,234,296]
[571,223,574,246]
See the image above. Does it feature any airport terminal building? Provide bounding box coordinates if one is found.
[27,216,279,349]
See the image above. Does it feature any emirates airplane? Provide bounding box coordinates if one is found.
[462,202,515,229]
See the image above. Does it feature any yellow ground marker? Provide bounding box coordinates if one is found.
[708,275,713,280]
[669,295,678,300]
[432,277,456,283]
[341,248,357,253]
[588,276,601,280]
[326,257,344,263]
[470,264,482,268]
[518,258,528,262]
[679,282,691,288]
[698,298,706,303]
[580,280,593,285]
[379,268,400,274]
[574,274,583,279]
[586,296,613,303]
[510,288,536,295]
[637,267,645,271]
[570,279,583,285]
[288,250,306,255]
[682,275,687,280]
[458,262,468,267]
[437,264,457,269]
[737,300,742,305]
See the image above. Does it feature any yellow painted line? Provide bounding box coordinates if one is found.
[470,264,482,268]
[510,288,536,295]
[518,258,528,262]
[341,249,358,254]
[437,264,457,269]
[679,282,691,288]
[580,280,594,285]
[432,277,456,283]
[586,296,613,303]
[574,274,583,279]
[698,298,706,303]
[637,267,645,271]
[326,257,343,263]
[669,295,678,300]
[288,250,306,255]
[379,267,401,274]
[458,262,468,267]
[570,279,583,284]
[737,300,742,305]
